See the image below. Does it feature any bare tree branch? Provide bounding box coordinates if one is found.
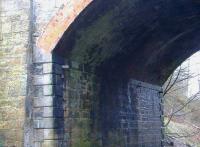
[164,92,199,127]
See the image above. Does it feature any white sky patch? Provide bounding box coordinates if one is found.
[187,51,200,97]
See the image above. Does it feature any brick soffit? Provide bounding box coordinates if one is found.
[37,0,92,53]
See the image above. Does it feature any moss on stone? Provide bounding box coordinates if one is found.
[71,10,115,68]
[67,67,101,147]
[71,117,101,147]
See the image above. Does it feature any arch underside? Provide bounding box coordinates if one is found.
[54,0,200,85]
[40,1,200,146]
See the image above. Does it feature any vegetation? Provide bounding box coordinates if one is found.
[163,59,200,146]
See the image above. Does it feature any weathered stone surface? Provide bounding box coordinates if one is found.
[0,0,29,146]
[43,63,63,74]
[2,0,200,146]
[97,77,163,147]
[34,118,64,129]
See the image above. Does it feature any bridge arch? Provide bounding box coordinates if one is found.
[37,0,200,146]
[46,0,200,85]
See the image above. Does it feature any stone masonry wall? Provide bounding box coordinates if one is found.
[0,0,30,146]
[130,80,163,146]
[0,0,64,146]
[61,60,163,147]
[29,56,66,147]
[100,78,163,147]
[0,0,164,146]
[63,62,101,147]
[28,1,74,146]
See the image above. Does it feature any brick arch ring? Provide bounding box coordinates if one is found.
[37,0,92,53]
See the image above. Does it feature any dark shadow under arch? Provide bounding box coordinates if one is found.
[53,0,200,85]
[51,0,200,146]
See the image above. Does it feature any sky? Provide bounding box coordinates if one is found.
[187,51,200,97]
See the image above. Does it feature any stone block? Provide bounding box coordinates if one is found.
[2,22,12,33]
[34,107,44,118]
[34,96,53,107]
[33,48,52,63]
[33,63,43,75]
[43,84,63,96]
[34,74,59,85]
[43,85,53,96]
[34,129,44,142]
[34,119,44,129]
[34,96,63,108]
[33,75,44,85]
[43,63,52,74]
[34,142,42,147]
[33,106,64,118]
[33,86,43,97]
[34,96,63,107]
[43,107,64,118]
[43,140,67,147]
[43,63,63,74]
[44,129,64,140]
[43,74,53,85]
[34,118,64,129]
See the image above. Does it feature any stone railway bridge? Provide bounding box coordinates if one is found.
[0,0,200,146]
